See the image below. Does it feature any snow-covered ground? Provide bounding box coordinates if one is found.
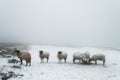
[0,45,120,80]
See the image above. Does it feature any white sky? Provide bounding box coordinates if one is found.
[0,0,120,48]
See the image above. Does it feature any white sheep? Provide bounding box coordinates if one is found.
[73,52,86,64]
[57,51,67,63]
[39,50,50,63]
[84,52,90,63]
[89,54,105,65]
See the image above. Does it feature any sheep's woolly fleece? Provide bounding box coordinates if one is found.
[0,45,120,80]
[73,52,86,62]
[57,52,67,62]
[39,51,49,63]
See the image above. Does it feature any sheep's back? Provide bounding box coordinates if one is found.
[62,53,67,58]
[39,52,49,58]
[73,53,83,59]
[57,53,67,59]
[21,52,31,61]
[91,54,105,60]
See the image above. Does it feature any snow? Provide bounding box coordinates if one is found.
[0,45,120,80]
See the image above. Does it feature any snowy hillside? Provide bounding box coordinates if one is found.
[0,45,120,80]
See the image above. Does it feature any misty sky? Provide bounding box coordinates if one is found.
[0,0,120,48]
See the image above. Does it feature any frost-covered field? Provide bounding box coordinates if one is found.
[0,45,120,80]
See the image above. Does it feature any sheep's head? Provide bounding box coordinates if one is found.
[82,54,87,62]
[39,50,43,55]
[14,50,21,57]
[14,50,20,53]
[58,51,62,55]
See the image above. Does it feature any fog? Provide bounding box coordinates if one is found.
[0,0,120,48]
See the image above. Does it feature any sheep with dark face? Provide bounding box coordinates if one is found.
[89,54,105,65]
[57,51,67,63]
[39,50,49,63]
[73,52,86,64]
[15,50,31,66]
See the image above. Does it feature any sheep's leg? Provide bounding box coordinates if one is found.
[95,60,97,64]
[73,58,75,63]
[89,59,91,63]
[59,59,60,64]
[26,61,28,66]
[29,61,31,66]
[46,57,49,63]
[20,59,23,65]
[64,58,66,63]
[103,60,105,65]
[41,58,44,63]
[80,59,82,63]
[42,59,44,63]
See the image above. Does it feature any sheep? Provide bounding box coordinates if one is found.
[15,50,31,66]
[89,54,105,65]
[39,50,50,63]
[57,51,67,63]
[84,52,90,63]
[73,52,86,64]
